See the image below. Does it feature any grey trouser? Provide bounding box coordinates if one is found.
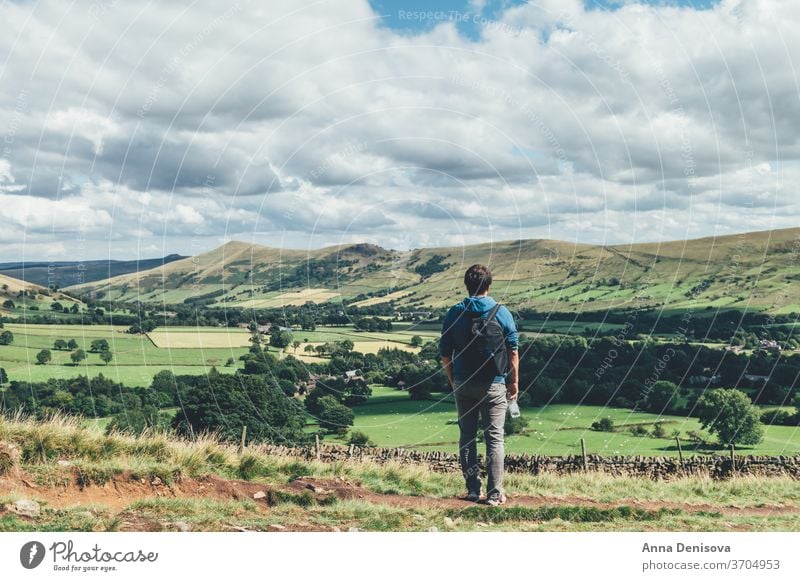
[453,379,507,498]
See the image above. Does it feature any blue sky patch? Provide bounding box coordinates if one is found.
[370,0,720,40]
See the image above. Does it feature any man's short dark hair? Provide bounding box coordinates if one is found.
[464,264,492,295]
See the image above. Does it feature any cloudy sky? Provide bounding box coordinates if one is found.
[0,0,797,261]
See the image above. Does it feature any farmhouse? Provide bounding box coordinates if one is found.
[689,373,721,386]
[344,369,363,381]
[757,339,782,352]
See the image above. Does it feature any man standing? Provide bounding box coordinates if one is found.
[440,264,519,505]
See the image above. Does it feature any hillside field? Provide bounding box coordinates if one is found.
[65,227,800,315]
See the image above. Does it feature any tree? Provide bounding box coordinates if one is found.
[292,340,301,354]
[2,300,15,310]
[335,339,354,354]
[410,335,423,347]
[90,339,110,352]
[50,301,64,312]
[639,380,682,414]
[100,351,113,365]
[171,373,308,444]
[36,349,52,365]
[0,368,8,385]
[70,349,87,366]
[69,303,80,314]
[696,389,763,446]
[53,339,68,350]
[269,329,293,349]
[316,395,354,434]
[0,330,13,345]
[67,339,79,350]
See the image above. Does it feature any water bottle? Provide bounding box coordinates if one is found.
[508,398,521,419]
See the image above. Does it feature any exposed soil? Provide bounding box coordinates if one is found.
[1,471,796,531]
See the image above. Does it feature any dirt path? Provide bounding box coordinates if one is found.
[2,472,796,519]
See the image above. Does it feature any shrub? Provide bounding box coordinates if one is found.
[591,417,615,432]
[504,415,529,435]
[760,409,799,426]
[348,430,374,447]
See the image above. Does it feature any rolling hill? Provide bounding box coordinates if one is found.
[64,227,800,315]
[0,273,83,316]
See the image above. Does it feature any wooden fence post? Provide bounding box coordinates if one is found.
[676,436,684,470]
[239,425,247,452]
[580,438,588,471]
[729,443,736,477]
[315,434,321,461]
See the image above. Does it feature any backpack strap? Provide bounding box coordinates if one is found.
[485,303,502,322]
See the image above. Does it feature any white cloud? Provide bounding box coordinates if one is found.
[0,0,797,260]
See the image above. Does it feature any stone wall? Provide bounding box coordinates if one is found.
[252,443,800,480]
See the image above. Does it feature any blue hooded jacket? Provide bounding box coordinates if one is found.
[439,295,518,384]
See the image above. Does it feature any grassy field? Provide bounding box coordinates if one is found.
[325,386,800,456]
[0,323,245,386]
[1,415,799,532]
[0,322,436,387]
[147,327,253,348]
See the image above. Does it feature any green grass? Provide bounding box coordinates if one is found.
[0,322,247,386]
[327,386,800,456]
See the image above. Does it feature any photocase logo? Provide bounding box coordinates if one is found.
[20,541,46,569]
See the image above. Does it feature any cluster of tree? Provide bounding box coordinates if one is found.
[35,346,111,366]
[302,340,356,359]
[171,371,308,444]
[0,374,163,421]
[509,336,800,412]
[516,308,800,346]
[49,302,81,314]
[0,358,312,445]
[304,376,371,433]
[412,254,451,280]
[52,338,80,350]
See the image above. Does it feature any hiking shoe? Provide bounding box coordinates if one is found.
[484,493,507,506]
[463,491,481,502]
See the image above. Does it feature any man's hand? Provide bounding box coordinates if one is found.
[506,348,519,400]
[506,381,519,401]
[441,355,454,389]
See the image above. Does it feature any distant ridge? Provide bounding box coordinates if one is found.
[0,254,186,289]
[64,227,800,314]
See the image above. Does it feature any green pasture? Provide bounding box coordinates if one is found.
[0,323,245,386]
[327,386,800,457]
